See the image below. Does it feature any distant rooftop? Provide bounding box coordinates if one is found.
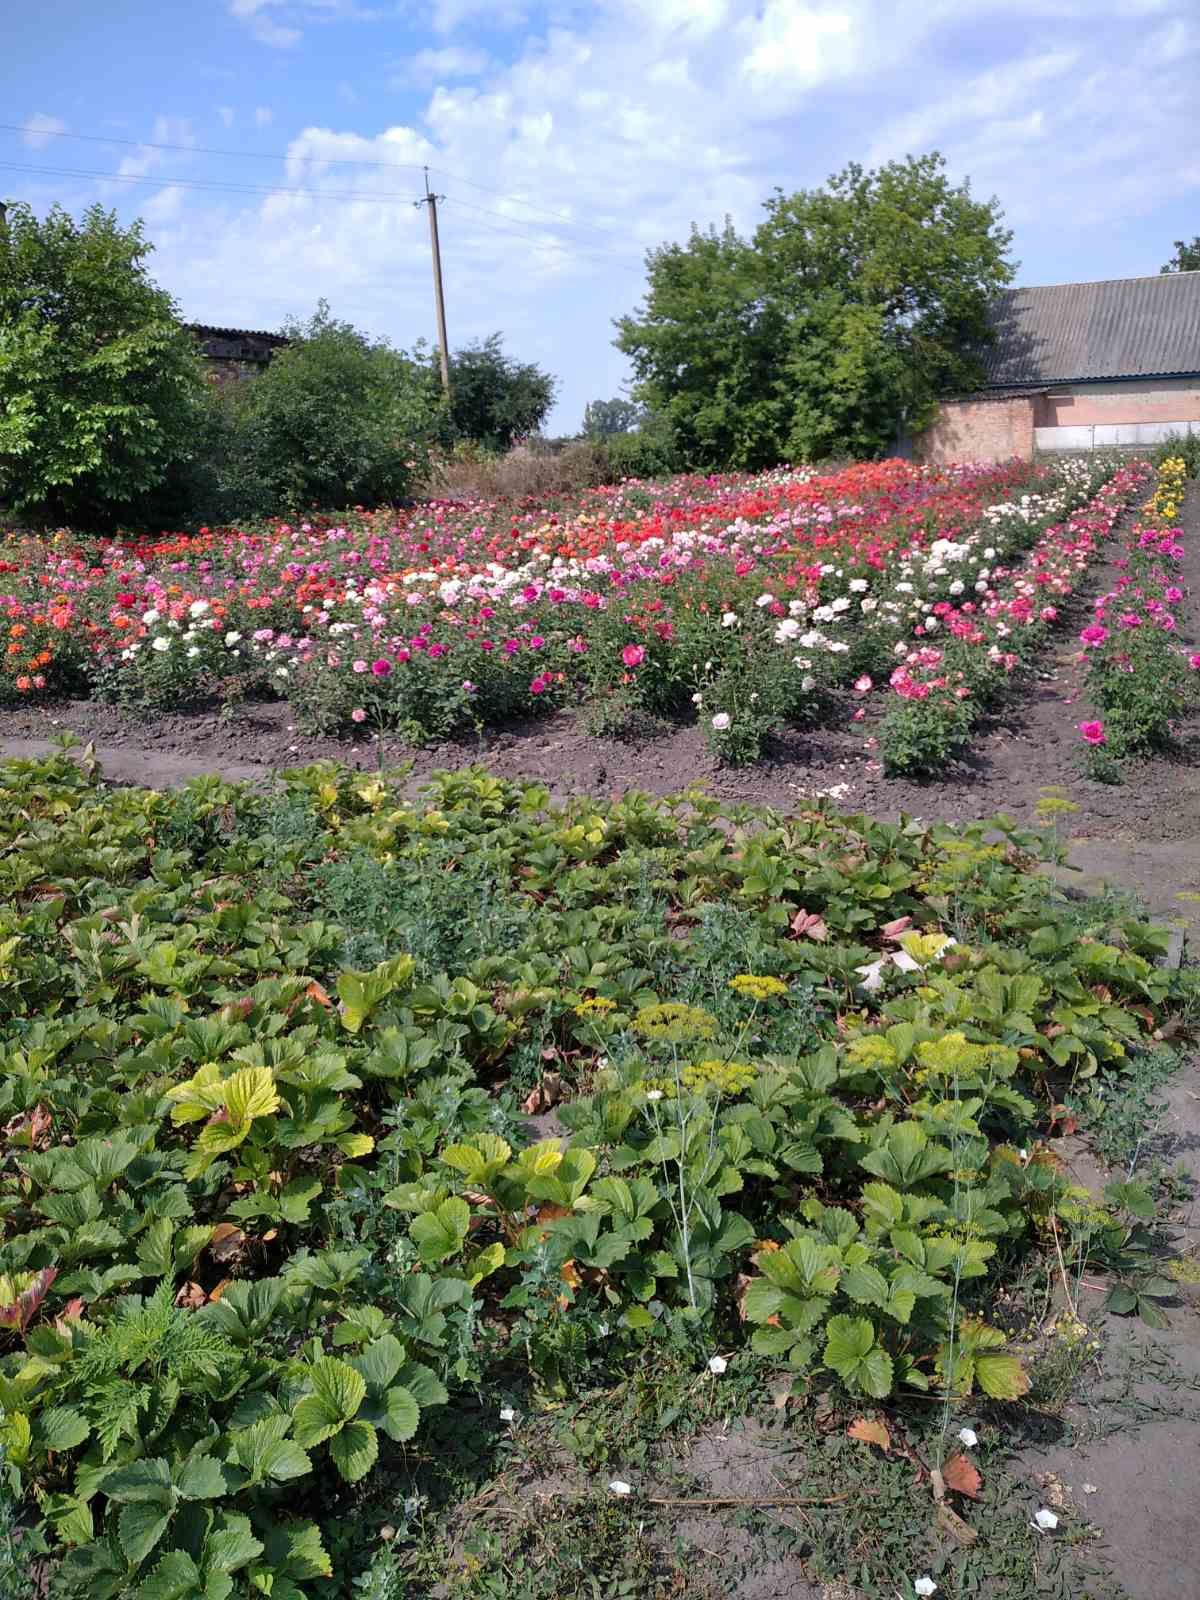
[980,271,1200,388]
[187,324,290,361]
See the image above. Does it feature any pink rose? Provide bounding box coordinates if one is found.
[351,708,367,723]
[622,643,645,667]
[1078,720,1106,746]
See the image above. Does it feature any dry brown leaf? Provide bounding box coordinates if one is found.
[522,1072,565,1115]
[941,1452,982,1500]
[847,1418,891,1452]
[935,1501,978,1547]
[207,1279,233,1303]
[174,1281,206,1310]
[305,981,333,1008]
[208,1223,246,1264]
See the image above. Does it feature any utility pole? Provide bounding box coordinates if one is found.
[415,168,450,398]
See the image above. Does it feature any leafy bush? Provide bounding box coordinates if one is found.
[445,333,556,452]
[0,753,1192,1596]
[206,305,446,517]
[0,204,206,528]
[1151,431,1200,479]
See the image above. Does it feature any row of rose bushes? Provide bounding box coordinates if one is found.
[0,457,1134,762]
[1074,455,1199,777]
[875,460,1158,776]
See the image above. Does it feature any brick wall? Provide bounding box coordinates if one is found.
[1033,378,1200,449]
[913,395,1037,463]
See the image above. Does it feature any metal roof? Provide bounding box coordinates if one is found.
[980,271,1200,388]
[187,323,289,344]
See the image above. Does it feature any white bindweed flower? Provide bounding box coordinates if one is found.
[855,958,887,993]
[1032,1508,1059,1531]
[708,1355,728,1375]
[914,1580,938,1598]
[957,1427,978,1448]
[499,1406,516,1424]
[608,1480,633,1496]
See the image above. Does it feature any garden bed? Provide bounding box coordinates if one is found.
[0,456,1157,767]
[0,750,1196,1600]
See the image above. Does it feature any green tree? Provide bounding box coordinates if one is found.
[0,201,206,525]
[615,220,789,470]
[446,333,556,451]
[1160,237,1200,273]
[210,304,445,515]
[582,396,644,437]
[615,154,1014,466]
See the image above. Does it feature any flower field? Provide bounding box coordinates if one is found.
[1074,454,1200,772]
[0,454,1166,767]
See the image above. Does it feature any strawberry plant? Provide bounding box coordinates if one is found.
[0,752,1193,1596]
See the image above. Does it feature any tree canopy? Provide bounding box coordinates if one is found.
[0,202,206,525]
[582,396,644,438]
[1160,237,1200,273]
[615,153,1014,467]
[209,303,444,516]
[446,333,556,451]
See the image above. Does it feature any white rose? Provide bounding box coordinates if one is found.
[151,636,170,653]
[224,631,242,647]
[711,712,731,731]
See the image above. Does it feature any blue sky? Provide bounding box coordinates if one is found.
[3,1,1198,431]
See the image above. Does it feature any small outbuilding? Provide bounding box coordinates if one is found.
[187,323,289,384]
[915,270,1200,462]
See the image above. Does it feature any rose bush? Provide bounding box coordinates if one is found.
[0,455,1146,762]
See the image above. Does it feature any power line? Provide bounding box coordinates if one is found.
[0,120,623,242]
[0,158,640,264]
[440,194,638,260]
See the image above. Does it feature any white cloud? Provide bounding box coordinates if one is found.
[228,0,301,47]
[401,46,491,84]
[255,106,274,126]
[114,116,196,184]
[227,0,389,46]
[736,1,862,108]
[143,185,186,222]
[867,50,1078,162]
[20,112,67,150]
[92,0,1200,431]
